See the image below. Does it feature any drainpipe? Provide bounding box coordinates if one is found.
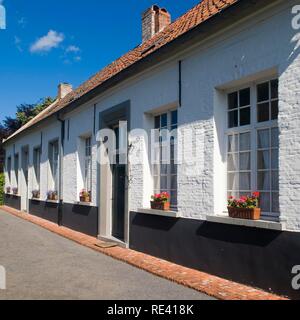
[57,113,65,226]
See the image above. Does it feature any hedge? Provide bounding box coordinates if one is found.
[0,173,4,205]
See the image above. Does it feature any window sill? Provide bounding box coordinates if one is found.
[46,200,59,204]
[206,215,286,231]
[138,208,181,218]
[74,201,93,207]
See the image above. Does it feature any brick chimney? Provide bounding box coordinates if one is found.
[58,83,73,100]
[142,5,171,43]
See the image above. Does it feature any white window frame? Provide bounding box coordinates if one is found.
[48,140,59,192]
[84,137,92,194]
[152,109,178,209]
[14,153,19,187]
[6,156,11,184]
[33,146,41,190]
[225,78,279,220]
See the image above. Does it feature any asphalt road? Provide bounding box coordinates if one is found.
[0,210,214,300]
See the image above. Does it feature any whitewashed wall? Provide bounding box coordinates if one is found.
[4,1,300,231]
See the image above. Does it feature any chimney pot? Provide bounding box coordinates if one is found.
[142,5,171,43]
[58,83,73,100]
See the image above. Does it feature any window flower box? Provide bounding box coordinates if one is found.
[79,189,91,203]
[47,191,58,201]
[150,192,170,211]
[227,192,261,220]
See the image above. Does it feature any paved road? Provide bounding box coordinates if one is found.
[0,210,214,300]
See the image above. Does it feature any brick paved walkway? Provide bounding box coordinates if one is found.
[0,205,287,300]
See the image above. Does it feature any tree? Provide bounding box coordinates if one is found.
[0,97,55,172]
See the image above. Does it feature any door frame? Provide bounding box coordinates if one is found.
[98,101,130,245]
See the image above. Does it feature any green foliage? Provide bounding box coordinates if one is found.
[0,173,4,205]
[0,97,55,173]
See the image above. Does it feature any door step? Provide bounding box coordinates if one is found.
[94,241,118,249]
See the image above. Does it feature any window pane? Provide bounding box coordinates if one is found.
[228,110,238,128]
[228,92,238,110]
[160,164,168,175]
[154,116,160,129]
[258,172,270,190]
[258,150,270,170]
[239,88,250,107]
[171,175,177,190]
[160,176,168,190]
[239,173,251,191]
[272,192,280,213]
[271,128,279,148]
[171,191,178,207]
[240,152,251,170]
[271,79,278,99]
[228,135,238,152]
[153,176,160,191]
[240,132,251,151]
[228,153,238,171]
[171,110,178,125]
[170,144,175,161]
[171,163,177,175]
[257,82,269,102]
[161,113,168,128]
[240,107,251,126]
[258,129,270,149]
[271,171,279,191]
[257,102,270,122]
[153,164,159,176]
[271,100,278,120]
[260,192,271,212]
[228,172,238,191]
[271,149,279,169]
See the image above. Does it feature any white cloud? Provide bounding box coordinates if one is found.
[18,17,27,28]
[66,45,80,53]
[30,30,64,53]
[14,36,23,52]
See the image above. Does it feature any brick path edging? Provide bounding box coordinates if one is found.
[0,205,288,300]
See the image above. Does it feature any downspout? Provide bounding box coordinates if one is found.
[57,113,65,226]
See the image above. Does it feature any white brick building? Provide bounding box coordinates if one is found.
[2,0,300,298]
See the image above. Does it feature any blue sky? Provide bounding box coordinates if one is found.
[0,0,199,122]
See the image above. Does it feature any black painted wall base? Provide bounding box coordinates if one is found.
[28,201,98,237]
[29,200,59,224]
[130,211,300,300]
[61,203,98,237]
[4,194,21,210]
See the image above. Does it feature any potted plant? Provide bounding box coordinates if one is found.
[32,190,40,199]
[47,190,58,201]
[151,192,171,211]
[227,192,261,220]
[12,187,18,196]
[6,186,11,194]
[79,189,91,203]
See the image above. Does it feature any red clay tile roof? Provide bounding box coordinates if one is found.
[5,0,238,142]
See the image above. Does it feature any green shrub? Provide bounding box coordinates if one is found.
[0,173,4,205]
